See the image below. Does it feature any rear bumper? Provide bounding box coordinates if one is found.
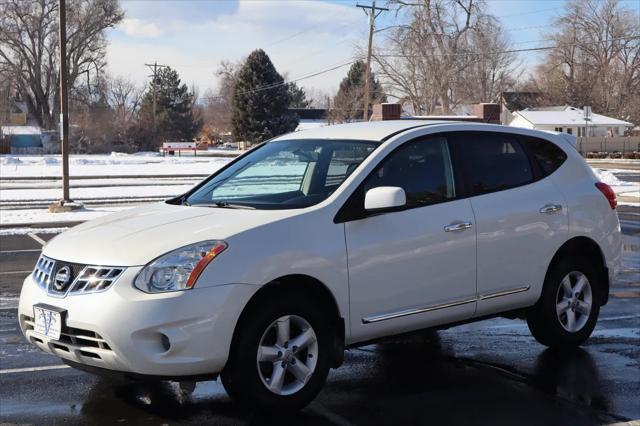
[19,269,258,377]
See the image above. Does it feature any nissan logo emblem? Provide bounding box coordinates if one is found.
[53,266,72,291]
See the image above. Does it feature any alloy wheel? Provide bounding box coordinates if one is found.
[256,315,319,395]
[555,271,593,333]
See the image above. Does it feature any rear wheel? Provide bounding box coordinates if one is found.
[527,259,601,348]
[221,295,332,411]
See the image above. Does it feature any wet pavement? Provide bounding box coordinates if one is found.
[0,298,638,425]
[1,213,638,424]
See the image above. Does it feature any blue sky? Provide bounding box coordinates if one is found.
[106,0,639,96]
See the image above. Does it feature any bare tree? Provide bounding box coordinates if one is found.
[304,87,333,109]
[373,0,518,114]
[0,74,13,125]
[107,75,144,126]
[459,16,520,103]
[0,0,123,129]
[201,60,241,140]
[532,0,640,123]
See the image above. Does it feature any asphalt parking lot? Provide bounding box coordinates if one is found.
[0,212,638,425]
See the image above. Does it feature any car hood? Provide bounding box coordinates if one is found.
[43,202,295,266]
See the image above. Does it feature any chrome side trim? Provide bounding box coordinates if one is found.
[479,286,530,301]
[362,297,476,324]
[361,286,531,324]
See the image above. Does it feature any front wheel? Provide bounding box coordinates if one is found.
[221,295,332,411]
[527,259,601,348]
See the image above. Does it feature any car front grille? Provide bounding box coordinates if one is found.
[32,255,125,297]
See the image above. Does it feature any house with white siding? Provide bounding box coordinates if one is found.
[509,106,633,137]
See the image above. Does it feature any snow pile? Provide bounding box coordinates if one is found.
[594,169,635,187]
[0,206,131,226]
[2,156,22,165]
[41,157,59,165]
[594,168,640,206]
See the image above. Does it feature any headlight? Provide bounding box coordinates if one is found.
[134,240,227,293]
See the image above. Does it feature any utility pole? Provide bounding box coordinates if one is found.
[50,0,80,211]
[357,0,387,121]
[59,0,70,202]
[145,62,168,139]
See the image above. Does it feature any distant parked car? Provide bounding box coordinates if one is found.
[20,121,621,410]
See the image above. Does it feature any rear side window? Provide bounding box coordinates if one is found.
[454,133,533,196]
[521,136,567,176]
[363,136,455,208]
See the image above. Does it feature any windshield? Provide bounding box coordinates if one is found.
[186,139,378,210]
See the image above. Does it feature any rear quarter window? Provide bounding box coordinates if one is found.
[452,132,534,196]
[521,136,568,177]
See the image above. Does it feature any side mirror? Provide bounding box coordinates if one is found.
[364,186,406,211]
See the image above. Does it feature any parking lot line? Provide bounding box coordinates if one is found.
[0,365,70,374]
[27,233,47,246]
[0,270,32,275]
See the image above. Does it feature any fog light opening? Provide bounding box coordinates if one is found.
[160,333,171,352]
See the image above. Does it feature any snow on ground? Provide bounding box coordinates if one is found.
[0,227,69,236]
[593,168,640,206]
[1,182,195,202]
[0,153,637,226]
[0,206,130,226]
[1,176,200,190]
[0,153,231,178]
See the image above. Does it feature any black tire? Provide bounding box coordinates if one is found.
[527,258,602,348]
[221,292,332,411]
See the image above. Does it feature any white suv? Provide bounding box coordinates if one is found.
[19,121,621,410]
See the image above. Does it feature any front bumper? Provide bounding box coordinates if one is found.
[19,268,258,377]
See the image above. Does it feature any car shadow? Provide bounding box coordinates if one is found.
[74,332,616,425]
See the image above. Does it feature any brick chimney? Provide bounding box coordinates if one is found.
[472,103,501,124]
[370,103,402,121]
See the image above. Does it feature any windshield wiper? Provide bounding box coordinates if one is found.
[194,201,255,210]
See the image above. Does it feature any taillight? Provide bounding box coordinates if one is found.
[595,182,617,209]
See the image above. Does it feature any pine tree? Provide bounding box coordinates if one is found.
[287,82,311,108]
[139,67,201,146]
[231,49,298,144]
[330,60,386,122]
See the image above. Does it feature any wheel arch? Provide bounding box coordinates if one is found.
[545,236,610,305]
[229,274,345,368]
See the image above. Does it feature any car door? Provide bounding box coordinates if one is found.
[342,135,477,343]
[450,131,569,317]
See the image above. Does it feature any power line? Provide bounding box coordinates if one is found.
[373,36,640,59]
[495,6,563,19]
[223,59,357,100]
[205,35,639,102]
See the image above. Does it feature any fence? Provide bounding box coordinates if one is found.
[575,136,640,154]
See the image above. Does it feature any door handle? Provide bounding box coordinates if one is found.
[539,204,563,214]
[444,221,473,232]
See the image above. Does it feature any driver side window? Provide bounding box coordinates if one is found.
[363,136,456,209]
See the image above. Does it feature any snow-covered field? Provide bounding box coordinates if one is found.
[0,153,231,208]
[0,154,637,226]
[0,152,230,178]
